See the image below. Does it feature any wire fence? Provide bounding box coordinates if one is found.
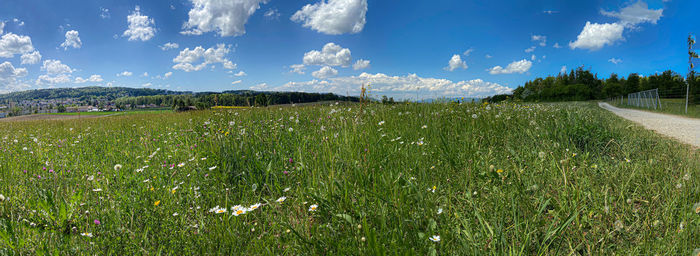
[607,86,698,117]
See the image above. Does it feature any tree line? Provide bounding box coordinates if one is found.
[500,67,700,102]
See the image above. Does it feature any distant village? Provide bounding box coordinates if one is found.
[0,98,158,118]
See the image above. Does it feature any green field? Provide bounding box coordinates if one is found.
[46,108,173,116]
[0,102,697,254]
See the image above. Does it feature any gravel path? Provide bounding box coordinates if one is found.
[599,102,700,147]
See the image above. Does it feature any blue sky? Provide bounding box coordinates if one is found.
[0,0,696,99]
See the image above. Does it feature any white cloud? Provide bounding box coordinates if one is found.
[353,59,370,70]
[524,46,536,53]
[100,7,110,19]
[608,58,623,64]
[0,33,34,58]
[291,0,367,35]
[273,72,511,99]
[160,42,179,51]
[123,6,156,41]
[543,10,559,14]
[74,75,103,84]
[485,54,492,59]
[488,59,532,75]
[290,64,306,74]
[117,71,133,77]
[463,48,474,56]
[234,71,247,77]
[0,61,29,93]
[601,1,663,27]
[264,8,280,20]
[60,30,82,50]
[142,72,149,77]
[41,59,73,75]
[531,54,536,61]
[20,51,41,65]
[569,22,624,51]
[553,42,562,48]
[36,59,74,85]
[0,22,4,34]
[445,54,467,71]
[312,66,338,79]
[142,82,152,87]
[231,80,242,85]
[250,82,268,90]
[172,44,236,72]
[164,71,173,79]
[303,43,352,67]
[560,65,567,74]
[13,19,24,27]
[531,35,547,46]
[182,0,267,37]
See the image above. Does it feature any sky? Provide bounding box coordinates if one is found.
[0,0,697,100]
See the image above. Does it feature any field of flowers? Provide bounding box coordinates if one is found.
[0,101,697,254]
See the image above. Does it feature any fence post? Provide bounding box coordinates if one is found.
[656,88,662,110]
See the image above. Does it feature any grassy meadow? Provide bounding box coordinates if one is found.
[608,97,700,118]
[0,101,698,255]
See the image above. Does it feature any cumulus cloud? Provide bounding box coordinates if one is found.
[164,71,173,79]
[524,46,536,53]
[608,58,622,64]
[142,83,152,87]
[250,82,268,91]
[445,54,467,71]
[569,22,624,51]
[312,66,338,79]
[60,30,82,50]
[264,8,280,20]
[291,0,367,35]
[20,51,41,65]
[74,74,103,84]
[36,59,74,85]
[553,42,562,48]
[488,59,532,74]
[0,22,4,34]
[117,71,133,77]
[353,59,370,70]
[303,43,352,67]
[0,33,34,58]
[231,80,242,85]
[172,44,236,72]
[159,42,179,51]
[0,61,30,93]
[601,1,663,27]
[531,35,547,46]
[290,64,306,74]
[182,0,267,37]
[560,66,567,74]
[273,72,511,99]
[123,6,156,41]
[234,71,247,77]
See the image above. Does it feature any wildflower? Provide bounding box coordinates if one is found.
[471,114,478,119]
[694,202,700,214]
[92,188,103,192]
[676,183,683,189]
[625,158,631,163]
[276,196,287,203]
[288,127,294,132]
[437,208,443,214]
[232,208,247,216]
[283,187,291,192]
[429,235,440,242]
[0,194,5,202]
[209,166,217,170]
[496,169,504,173]
[81,232,93,238]
[249,203,261,211]
[421,125,427,129]
[114,164,122,171]
[309,204,318,212]
[572,153,577,157]
[614,219,624,231]
[538,151,546,159]
[94,219,101,225]
[683,173,691,181]
[87,175,94,181]
[430,186,436,193]
[177,162,185,168]
[173,212,179,216]
[154,200,161,206]
[378,121,385,126]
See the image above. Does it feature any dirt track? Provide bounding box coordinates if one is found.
[599,102,700,147]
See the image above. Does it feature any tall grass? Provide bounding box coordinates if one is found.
[0,101,697,254]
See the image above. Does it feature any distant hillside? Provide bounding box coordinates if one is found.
[0,87,187,102]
